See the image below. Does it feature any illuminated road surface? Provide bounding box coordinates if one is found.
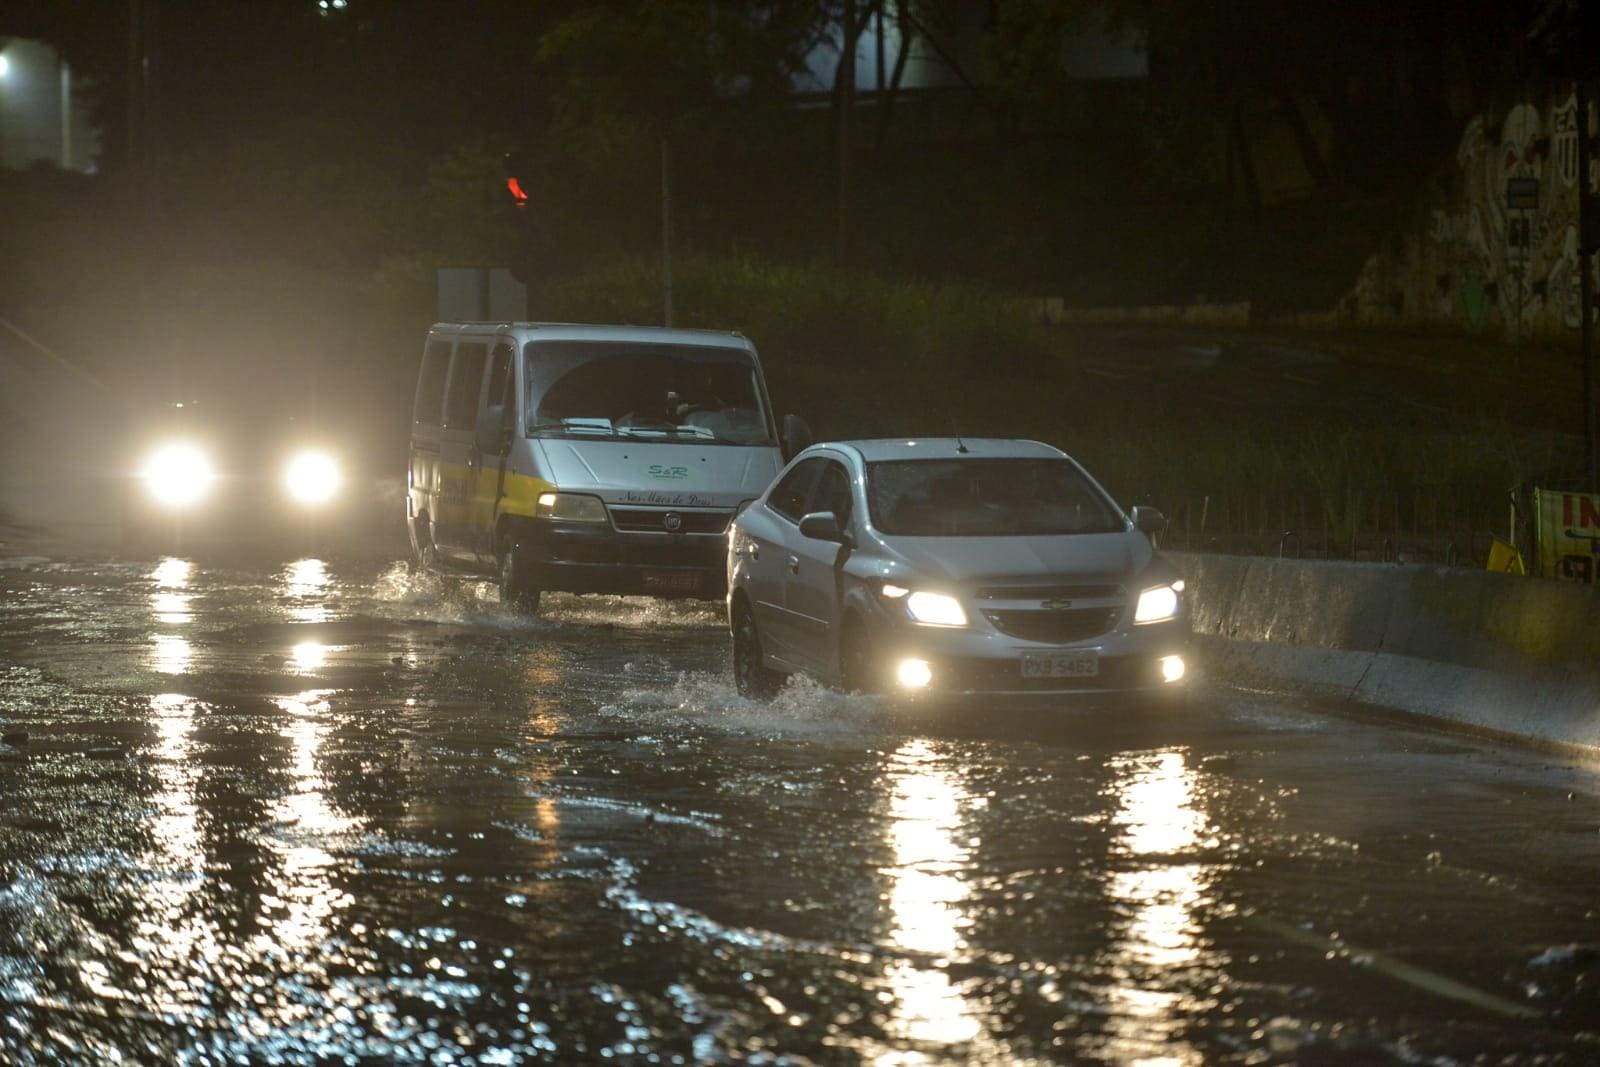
[1,549,1597,1064]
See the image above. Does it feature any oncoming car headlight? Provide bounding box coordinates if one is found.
[142,444,215,508]
[537,492,608,523]
[284,451,341,505]
[1134,579,1185,624]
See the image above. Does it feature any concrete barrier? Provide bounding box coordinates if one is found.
[1172,552,1600,751]
[1012,299,1253,328]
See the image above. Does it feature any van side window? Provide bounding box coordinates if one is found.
[415,340,451,425]
[444,342,488,429]
[486,343,513,410]
[768,458,825,523]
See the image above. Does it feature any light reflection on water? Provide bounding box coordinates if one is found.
[293,640,328,673]
[263,690,357,958]
[150,633,192,675]
[283,558,330,623]
[137,692,215,1019]
[150,556,195,643]
[1094,749,1214,1066]
[876,740,991,1062]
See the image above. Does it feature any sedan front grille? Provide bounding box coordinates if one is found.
[982,607,1122,644]
[975,583,1123,601]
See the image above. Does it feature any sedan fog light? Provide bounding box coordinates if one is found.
[1160,655,1186,684]
[896,658,933,689]
[285,451,341,505]
[143,444,215,508]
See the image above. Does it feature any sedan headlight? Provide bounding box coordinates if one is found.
[537,491,608,523]
[904,590,968,627]
[284,451,341,505]
[143,444,215,508]
[1133,580,1184,624]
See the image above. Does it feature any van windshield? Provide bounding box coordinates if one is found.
[526,341,774,446]
[867,458,1125,536]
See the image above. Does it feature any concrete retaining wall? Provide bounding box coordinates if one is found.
[1172,553,1600,751]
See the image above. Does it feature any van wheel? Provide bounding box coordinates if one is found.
[839,618,878,694]
[499,537,541,615]
[732,603,783,699]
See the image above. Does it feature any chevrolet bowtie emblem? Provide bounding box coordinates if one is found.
[1041,598,1074,611]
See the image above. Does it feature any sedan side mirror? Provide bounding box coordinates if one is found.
[782,414,813,462]
[476,404,509,455]
[1130,505,1165,535]
[798,510,850,544]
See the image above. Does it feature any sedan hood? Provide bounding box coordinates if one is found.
[877,529,1154,585]
[534,439,782,508]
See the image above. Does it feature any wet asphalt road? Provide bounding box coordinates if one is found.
[1,547,1599,1065]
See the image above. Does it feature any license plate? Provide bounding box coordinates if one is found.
[643,571,701,593]
[1020,651,1099,678]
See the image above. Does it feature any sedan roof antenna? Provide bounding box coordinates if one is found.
[955,436,969,454]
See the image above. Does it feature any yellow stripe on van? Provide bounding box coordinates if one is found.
[498,469,555,519]
[433,461,555,534]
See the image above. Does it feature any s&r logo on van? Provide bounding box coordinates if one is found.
[645,464,691,481]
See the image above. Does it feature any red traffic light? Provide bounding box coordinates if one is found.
[504,151,532,209]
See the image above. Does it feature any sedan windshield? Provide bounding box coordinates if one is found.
[526,341,773,445]
[867,458,1124,536]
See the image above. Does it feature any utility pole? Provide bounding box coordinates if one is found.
[661,136,673,328]
[1580,80,1597,490]
[838,0,856,268]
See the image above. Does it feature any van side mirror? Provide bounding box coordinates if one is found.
[476,404,510,455]
[1131,505,1165,535]
[782,414,813,462]
[798,510,850,544]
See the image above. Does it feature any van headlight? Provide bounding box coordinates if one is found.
[143,444,215,508]
[536,492,608,523]
[284,451,341,505]
[1133,580,1184,624]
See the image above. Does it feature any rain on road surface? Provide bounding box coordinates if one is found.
[1,547,1598,1064]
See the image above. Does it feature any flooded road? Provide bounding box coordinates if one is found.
[1,547,1598,1064]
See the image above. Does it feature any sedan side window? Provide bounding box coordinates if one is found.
[808,461,854,527]
[768,458,825,523]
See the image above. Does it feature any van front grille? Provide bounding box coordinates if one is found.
[610,508,732,535]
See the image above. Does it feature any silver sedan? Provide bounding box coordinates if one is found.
[727,438,1190,701]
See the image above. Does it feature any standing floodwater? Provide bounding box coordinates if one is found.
[1,549,1597,1063]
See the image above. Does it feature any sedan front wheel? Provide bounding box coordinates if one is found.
[732,603,784,699]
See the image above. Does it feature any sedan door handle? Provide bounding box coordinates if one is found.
[786,555,800,575]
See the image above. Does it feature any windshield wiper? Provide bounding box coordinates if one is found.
[529,418,618,437]
[615,424,717,440]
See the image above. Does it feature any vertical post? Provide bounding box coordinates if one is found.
[875,0,886,99]
[660,135,673,328]
[838,0,856,268]
[59,60,72,169]
[1579,80,1597,490]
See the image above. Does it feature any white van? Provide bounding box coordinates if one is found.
[408,322,808,612]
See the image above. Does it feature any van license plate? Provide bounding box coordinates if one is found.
[1020,652,1099,678]
[643,571,700,593]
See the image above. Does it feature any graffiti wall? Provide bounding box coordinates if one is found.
[1342,87,1599,338]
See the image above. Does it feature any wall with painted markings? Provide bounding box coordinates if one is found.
[1340,86,1597,339]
